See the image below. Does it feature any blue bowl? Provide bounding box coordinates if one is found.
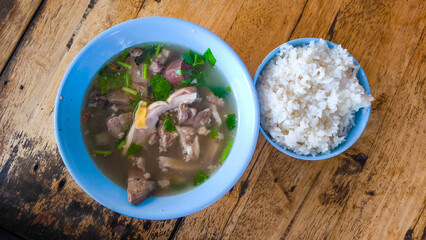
[54,17,259,220]
[254,38,371,160]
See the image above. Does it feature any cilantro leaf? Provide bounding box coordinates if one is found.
[221,137,233,163]
[226,113,237,130]
[203,48,216,66]
[163,116,176,133]
[114,125,130,150]
[98,72,126,95]
[226,86,231,92]
[183,53,193,65]
[125,143,143,156]
[193,172,209,186]
[176,70,192,75]
[209,86,228,98]
[150,74,172,101]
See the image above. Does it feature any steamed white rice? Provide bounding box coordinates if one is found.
[256,39,373,155]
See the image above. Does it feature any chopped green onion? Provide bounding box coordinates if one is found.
[226,113,237,130]
[163,116,176,132]
[226,86,231,92]
[210,127,218,139]
[155,44,162,55]
[176,70,192,75]
[122,86,137,95]
[150,74,172,101]
[221,137,233,163]
[203,48,216,66]
[143,64,148,79]
[117,60,132,69]
[125,73,130,87]
[116,140,126,150]
[91,150,112,156]
[193,172,209,186]
[119,49,129,61]
[129,94,141,110]
[126,143,143,156]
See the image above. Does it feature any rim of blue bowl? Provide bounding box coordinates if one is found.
[253,38,371,161]
[54,17,259,220]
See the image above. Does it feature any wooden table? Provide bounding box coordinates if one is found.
[0,0,425,239]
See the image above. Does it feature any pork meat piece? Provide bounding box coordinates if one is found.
[193,108,212,128]
[106,113,132,138]
[158,120,178,152]
[163,59,194,87]
[148,133,158,145]
[178,104,197,125]
[158,156,200,172]
[176,126,200,162]
[127,167,155,205]
[148,61,164,76]
[129,48,143,57]
[210,104,222,126]
[106,89,131,105]
[151,48,171,65]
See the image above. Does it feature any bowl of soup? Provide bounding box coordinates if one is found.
[54,17,259,219]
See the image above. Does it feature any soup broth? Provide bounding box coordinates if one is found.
[81,43,236,204]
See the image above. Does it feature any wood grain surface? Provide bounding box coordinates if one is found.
[0,0,425,239]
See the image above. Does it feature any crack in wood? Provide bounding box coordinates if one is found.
[66,0,98,49]
[287,0,309,41]
[281,171,321,239]
[0,0,45,91]
[168,217,185,240]
[327,10,340,41]
[218,141,268,237]
[137,0,147,16]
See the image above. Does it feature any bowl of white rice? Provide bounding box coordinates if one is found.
[255,38,373,160]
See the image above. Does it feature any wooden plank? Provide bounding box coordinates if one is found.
[171,0,325,239]
[137,0,245,38]
[0,0,179,239]
[280,0,426,239]
[0,0,42,72]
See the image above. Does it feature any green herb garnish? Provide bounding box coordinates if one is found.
[122,86,138,95]
[116,140,126,150]
[226,86,231,92]
[226,113,237,130]
[129,94,141,110]
[221,137,233,163]
[155,44,162,55]
[91,150,112,156]
[126,143,143,156]
[209,86,228,98]
[203,48,216,66]
[163,116,176,133]
[210,127,218,139]
[193,172,209,186]
[183,49,196,65]
[119,49,129,61]
[176,69,192,75]
[125,73,130,87]
[98,72,126,95]
[117,60,132,69]
[150,74,172,101]
[114,125,130,150]
[143,64,148,79]
[193,54,205,66]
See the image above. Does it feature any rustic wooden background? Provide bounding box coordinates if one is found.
[0,0,425,239]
